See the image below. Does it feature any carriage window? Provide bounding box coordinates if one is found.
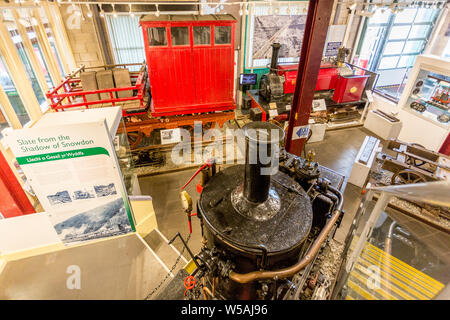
[147,27,167,46]
[171,27,189,46]
[215,26,231,44]
[193,26,210,45]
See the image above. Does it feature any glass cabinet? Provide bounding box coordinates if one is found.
[400,55,450,127]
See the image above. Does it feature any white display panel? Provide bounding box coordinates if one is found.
[5,118,135,245]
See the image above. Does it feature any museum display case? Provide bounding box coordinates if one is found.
[395,55,450,151]
[404,69,449,126]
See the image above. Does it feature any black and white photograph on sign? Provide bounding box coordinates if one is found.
[73,188,95,200]
[94,183,117,197]
[252,15,306,61]
[53,197,132,244]
[160,128,181,144]
[47,191,72,205]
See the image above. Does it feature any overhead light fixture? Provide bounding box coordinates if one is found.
[286,4,291,15]
[274,6,280,15]
[239,4,243,16]
[112,4,118,18]
[243,4,248,15]
[349,3,357,11]
[78,4,85,20]
[85,4,92,18]
[100,5,105,18]
[155,5,160,17]
[199,4,204,15]
[129,4,134,17]
[357,9,375,17]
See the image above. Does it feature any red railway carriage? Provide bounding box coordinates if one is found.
[140,14,237,117]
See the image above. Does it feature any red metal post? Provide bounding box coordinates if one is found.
[285,0,334,156]
[0,151,35,218]
[439,132,450,156]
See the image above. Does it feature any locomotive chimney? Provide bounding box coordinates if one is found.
[243,122,284,203]
[269,43,282,74]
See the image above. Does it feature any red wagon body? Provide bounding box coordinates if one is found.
[140,14,237,117]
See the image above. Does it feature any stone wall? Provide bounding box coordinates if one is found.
[60,4,105,68]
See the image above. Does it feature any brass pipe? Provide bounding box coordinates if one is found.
[229,209,342,284]
[203,286,214,299]
[202,277,208,300]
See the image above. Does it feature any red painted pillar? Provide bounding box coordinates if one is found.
[0,151,35,218]
[439,132,450,156]
[285,0,334,156]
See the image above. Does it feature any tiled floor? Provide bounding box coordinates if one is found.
[138,127,377,255]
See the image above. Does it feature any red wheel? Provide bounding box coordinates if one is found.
[184,275,196,296]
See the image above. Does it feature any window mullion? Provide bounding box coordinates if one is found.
[32,8,63,85]
[372,13,395,71]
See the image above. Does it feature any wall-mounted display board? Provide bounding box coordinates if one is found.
[5,119,135,245]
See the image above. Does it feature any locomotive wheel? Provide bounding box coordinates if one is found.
[127,131,144,149]
[391,169,427,185]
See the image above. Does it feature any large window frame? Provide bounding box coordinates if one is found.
[0,4,74,133]
[356,7,441,102]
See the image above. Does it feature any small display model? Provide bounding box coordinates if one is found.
[239,73,258,86]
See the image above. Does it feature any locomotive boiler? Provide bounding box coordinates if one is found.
[184,122,344,300]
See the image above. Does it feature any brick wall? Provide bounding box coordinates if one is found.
[60,4,104,68]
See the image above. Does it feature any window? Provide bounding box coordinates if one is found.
[8,27,48,111]
[171,27,189,46]
[0,57,31,127]
[44,23,66,78]
[193,26,210,45]
[444,41,450,59]
[147,27,167,46]
[356,7,440,101]
[0,105,11,139]
[106,16,145,71]
[214,26,231,44]
[27,26,54,89]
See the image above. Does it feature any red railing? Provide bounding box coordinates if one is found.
[46,62,149,117]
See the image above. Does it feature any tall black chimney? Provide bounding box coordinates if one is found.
[242,122,284,203]
[269,43,282,74]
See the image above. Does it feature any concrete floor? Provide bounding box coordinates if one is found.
[138,126,377,255]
